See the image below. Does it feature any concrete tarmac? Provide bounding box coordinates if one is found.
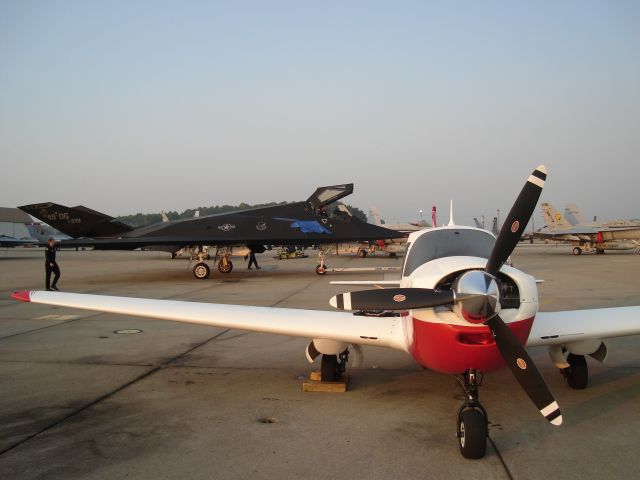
[0,245,639,479]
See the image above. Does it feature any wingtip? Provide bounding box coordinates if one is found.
[11,291,32,302]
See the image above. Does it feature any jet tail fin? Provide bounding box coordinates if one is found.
[540,203,574,230]
[369,207,383,226]
[18,203,134,238]
[564,203,586,226]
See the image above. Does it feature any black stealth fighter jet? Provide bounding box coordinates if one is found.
[19,184,404,278]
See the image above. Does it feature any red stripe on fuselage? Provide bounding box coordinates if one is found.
[408,316,534,374]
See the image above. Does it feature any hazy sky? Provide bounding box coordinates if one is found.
[1,1,638,226]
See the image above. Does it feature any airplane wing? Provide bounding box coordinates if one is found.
[0,235,37,247]
[527,307,640,347]
[11,291,406,351]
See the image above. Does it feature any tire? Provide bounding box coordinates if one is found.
[458,409,487,459]
[358,249,367,258]
[193,262,210,280]
[573,247,582,256]
[389,252,397,258]
[320,354,338,382]
[563,354,588,389]
[218,260,233,274]
[171,252,176,259]
[315,265,327,275]
[596,248,604,255]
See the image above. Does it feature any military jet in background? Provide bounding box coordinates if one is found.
[367,207,425,257]
[537,203,640,255]
[19,184,403,278]
[564,203,640,229]
[0,234,37,248]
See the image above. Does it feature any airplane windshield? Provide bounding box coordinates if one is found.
[403,229,496,276]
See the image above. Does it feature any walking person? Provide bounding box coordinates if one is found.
[45,238,61,291]
[247,250,260,270]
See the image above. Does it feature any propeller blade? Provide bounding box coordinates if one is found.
[485,165,547,276]
[486,314,562,426]
[329,288,454,311]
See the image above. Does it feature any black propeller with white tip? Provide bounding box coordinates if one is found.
[329,165,562,426]
[485,165,547,276]
[329,288,454,311]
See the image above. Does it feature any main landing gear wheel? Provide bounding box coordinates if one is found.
[320,354,338,381]
[218,260,233,274]
[315,264,327,275]
[458,409,488,459]
[596,248,605,255]
[358,249,367,258]
[193,262,210,280]
[573,247,582,255]
[562,353,588,389]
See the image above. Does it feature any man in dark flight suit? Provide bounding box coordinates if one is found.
[45,238,61,291]
[247,250,260,270]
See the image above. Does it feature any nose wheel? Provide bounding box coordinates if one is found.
[456,369,488,459]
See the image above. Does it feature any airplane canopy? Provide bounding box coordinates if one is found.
[306,183,354,209]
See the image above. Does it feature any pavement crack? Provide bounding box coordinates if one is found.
[488,435,514,480]
[0,328,230,457]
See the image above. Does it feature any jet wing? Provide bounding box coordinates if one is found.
[11,291,406,351]
[527,307,640,347]
[0,235,37,247]
[537,226,640,237]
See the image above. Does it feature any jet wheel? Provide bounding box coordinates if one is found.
[457,409,487,459]
[193,262,210,280]
[562,353,588,389]
[572,247,582,255]
[218,260,233,274]
[315,265,327,275]
[320,354,339,381]
[358,249,367,258]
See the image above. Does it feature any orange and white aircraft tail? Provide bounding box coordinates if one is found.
[541,202,573,230]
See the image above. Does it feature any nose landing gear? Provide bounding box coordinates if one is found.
[456,369,488,459]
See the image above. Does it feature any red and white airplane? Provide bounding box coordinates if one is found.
[11,165,640,459]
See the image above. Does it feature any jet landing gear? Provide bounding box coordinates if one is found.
[217,256,233,274]
[315,249,328,275]
[191,247,233,279]
[456,369,488,459]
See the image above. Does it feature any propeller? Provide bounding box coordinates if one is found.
[329,165,562,426]
[330,288,454,311]
[485,165,547,276]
